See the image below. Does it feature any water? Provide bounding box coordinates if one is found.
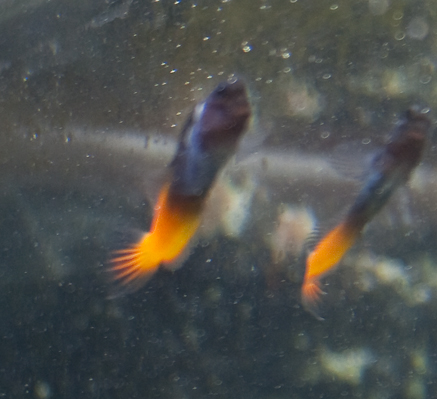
[1,0,437,398]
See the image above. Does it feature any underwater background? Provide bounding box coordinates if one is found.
[1,0,437,398]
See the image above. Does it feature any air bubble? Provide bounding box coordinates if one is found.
[393,10,403,20]
[241,41,252,52]
[394,31,405,41]
[407,17,429,40]
[419,76,432,84]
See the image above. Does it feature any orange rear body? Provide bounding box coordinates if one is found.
[110,184,203,289]
[301,221,361,313]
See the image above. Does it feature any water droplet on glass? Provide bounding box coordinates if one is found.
[392,10,403,20]
[241,41,252,52]
[394,31,405,41]
[419,75,432,84]
[407,17,429,40]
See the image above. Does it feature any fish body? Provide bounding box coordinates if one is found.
[111,79,251,291]
[302,110,431,316]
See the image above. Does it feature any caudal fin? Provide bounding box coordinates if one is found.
[301,279,326,321]
[109,233,161,296]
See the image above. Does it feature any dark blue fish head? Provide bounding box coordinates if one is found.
[169,79,251,198]
[196,78,251,153]
[348,109,431,226]
[386,109,431,170]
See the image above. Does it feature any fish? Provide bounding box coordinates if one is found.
[301,109,431,318]
[110,78,251,292]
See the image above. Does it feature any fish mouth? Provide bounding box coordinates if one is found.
[216,78,252,120]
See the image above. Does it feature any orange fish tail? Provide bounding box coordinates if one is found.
[301,279,326,320]
[110,184,203,292]
[301,220,361,318]
[110,232,162,290]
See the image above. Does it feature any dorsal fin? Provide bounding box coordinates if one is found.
[303,224,322,254]
[327,140,382,183]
